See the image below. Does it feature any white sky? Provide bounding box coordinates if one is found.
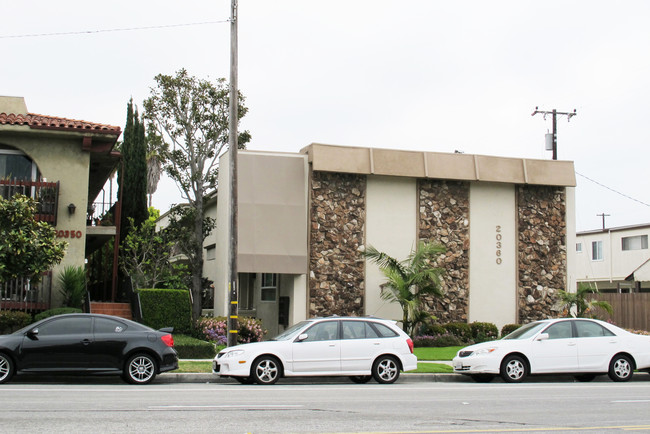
[2,0,650,232]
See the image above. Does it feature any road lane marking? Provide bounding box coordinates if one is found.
[148,404,304,409]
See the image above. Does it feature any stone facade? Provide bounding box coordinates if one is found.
[418,180,471,323]
[309,171,366,317]
[517,185,567,322]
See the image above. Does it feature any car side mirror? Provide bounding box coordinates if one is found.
[297,333,308,342]
[536,333,549,341]
[26,328,39,339]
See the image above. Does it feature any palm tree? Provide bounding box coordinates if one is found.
[364,241,445,335]
[557,283,614,318]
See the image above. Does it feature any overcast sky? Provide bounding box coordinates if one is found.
[2,1,649,232]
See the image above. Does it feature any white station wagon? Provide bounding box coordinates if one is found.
[213,316,418,385]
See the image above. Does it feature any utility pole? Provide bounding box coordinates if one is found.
[597,213,610,230]
[531,107,577,160]
[227,0,239,347]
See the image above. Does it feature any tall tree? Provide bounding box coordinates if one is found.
[143,69,251,319]
[118,99,149,243]
[0,194,67,284]
[364,241,446,335]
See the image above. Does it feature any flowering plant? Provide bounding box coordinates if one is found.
[198,316,267,345]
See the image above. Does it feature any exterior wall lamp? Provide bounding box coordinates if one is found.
[68,203,76,215]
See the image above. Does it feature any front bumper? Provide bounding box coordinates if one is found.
[452,355,499,375]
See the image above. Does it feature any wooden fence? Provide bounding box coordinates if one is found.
[595,293,650,331]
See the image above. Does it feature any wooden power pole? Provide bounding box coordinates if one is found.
[227,0,239,347]
[532,107,577,160]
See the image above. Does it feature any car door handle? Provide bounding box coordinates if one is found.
[81,339,92,346]
[567,342,576,346]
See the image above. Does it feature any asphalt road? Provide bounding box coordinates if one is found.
[1,378,649,433]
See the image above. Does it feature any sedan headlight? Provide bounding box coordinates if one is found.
[474,347,497,355]
[223,349,245,358]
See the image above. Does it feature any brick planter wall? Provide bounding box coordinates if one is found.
[517,185,567,322]
[309,171,366,317]
[418,180,471,323]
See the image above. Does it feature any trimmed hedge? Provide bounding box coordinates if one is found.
[501,323,522,337]
[0,310,33,333]
[470,321,499,343]
[138,288,192,333]
[34,307,82,322]
[443,322,472,342]
[173,334,217,359]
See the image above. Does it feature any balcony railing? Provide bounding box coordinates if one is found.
[0,272,52,313]
[0,179,60,225]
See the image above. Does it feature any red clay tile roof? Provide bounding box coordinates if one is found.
[0,112,121,135]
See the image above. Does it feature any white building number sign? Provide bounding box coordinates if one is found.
[496,225,502,265]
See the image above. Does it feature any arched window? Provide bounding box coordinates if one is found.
[0,147,40,181]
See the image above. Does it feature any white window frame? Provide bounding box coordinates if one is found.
[621,235,648,251]
[591,240,603,261]
[576,242,582,253]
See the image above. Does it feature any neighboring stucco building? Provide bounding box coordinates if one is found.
[0,96,121,310]
[212,143,577,334]
[576,224,650,293]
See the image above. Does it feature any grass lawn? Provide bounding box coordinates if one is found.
[413,346,463,361]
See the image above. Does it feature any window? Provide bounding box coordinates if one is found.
[370,322,399,337]
[544,321,573,339]
[622,235,648,251]
[0,149,38,181]
[592,240,603,261]
[303,321,339,341]
[260,273,277,302]
[205,244,216,260]
[574,320,615,338]
[576,243,582,253]
[94,317,127,334]
[238,273,255,310]
[37,317,92,336]
[342,320,382,339]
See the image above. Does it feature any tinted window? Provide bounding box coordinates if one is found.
[303,321,339,341]
[575,320,615,338]
[544,321,573,339]
[37,317,92,336]
[94,317,128,334]
[342,321,380,339]
[503,321,545,340]
[369,322,398,338]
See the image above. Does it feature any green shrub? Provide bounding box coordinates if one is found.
[57,265,86,309]
[444,322,472,342]
[418,323,446,336]
[173,334,217,359]
[0,310,33,333]
[34,307,82,321]
[138,288,192,333]
[501,323,522,337]
[470,322,499,343]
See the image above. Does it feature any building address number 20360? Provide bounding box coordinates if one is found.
[496,225,503,265]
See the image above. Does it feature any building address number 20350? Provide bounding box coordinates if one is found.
[496,225,503,265]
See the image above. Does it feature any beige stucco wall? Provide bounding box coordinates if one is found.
[0,134,90,305]
[468,182,517,330]
[365,175,417,322]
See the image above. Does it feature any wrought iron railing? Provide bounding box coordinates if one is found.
[0,179,60,225]
[0,272,52,313]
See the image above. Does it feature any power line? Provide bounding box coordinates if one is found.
[0,20,230,39]
[576,171,650,207]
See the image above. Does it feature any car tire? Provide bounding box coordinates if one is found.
[0,353,14,384]
[234,376,256,385]
[252,356,281,385]
[500,355,528,383]
[470,374,495,383]
[574,374,596,382]
[349,375,372,384]
[372,355,400,384]
[124,353,157,385]
[608,354,634,382]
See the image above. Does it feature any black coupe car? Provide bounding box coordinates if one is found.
[0,313,178,384]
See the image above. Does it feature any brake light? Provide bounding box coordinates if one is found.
[161,334,174,347]
[406,338,414,354]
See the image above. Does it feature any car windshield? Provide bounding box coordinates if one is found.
[269,321,312,341]
[502,321,546,340]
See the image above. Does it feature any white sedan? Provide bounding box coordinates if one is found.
[213,316,418,385]
[453,318,650,383]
